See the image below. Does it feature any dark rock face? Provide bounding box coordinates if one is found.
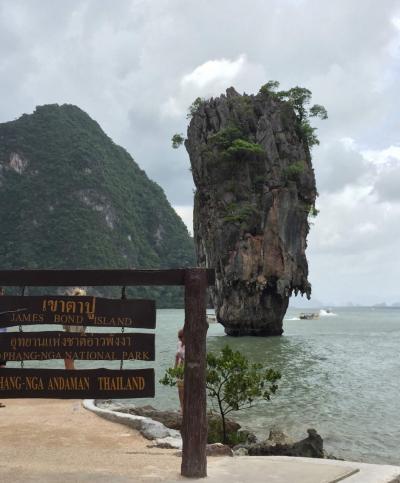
[185,88,317,336]
[121,405,182,430]
[237,428,324,458]
[105,404,240,438]
[206,443,233,457]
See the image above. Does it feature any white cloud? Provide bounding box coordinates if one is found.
[362,145,400,168]
[372,167,400,203]
[181,54,246,89]
[160,97,183,119]
[313,138,372,193]
[161,54,266,119]
[308,138,400,304]
[352,145,400,202]
[173,205,193,235]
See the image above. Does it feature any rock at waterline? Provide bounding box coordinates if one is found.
[96,403,331,458]
[237,428,324,458]
[206,443,233,457]
[101,404,241,437]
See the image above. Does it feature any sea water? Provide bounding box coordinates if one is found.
[7,307,400,465]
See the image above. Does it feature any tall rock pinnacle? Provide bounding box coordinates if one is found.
[185,87,317,336]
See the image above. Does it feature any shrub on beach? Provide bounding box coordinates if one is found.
[160,345,281,444]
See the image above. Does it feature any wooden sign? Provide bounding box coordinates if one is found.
[0,368,155,398]
[0,296,155,329]
[0,331,155,362]
[0,268,216,478]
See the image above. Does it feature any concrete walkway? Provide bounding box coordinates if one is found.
[204,457,400,483]
[0,399,399,482]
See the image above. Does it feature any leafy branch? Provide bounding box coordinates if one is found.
[160,345,281,443]
[259,81,328,148]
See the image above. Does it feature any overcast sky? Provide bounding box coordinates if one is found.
[1,0,399,306]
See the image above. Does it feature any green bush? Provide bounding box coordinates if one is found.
[297,121,320,147]
[207,414,248,445]
[309,205,319,217]
[257,80,328,148]
[284,161,306,180]
[209,126,244,149]
[226,139,264,158]
[160,345,281,444]
[187,97,205,119]
[258,80,280,97]
[171,133,184,149]
[204,124,265,166]
[223,202,259,223]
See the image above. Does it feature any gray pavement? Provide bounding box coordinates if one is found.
[203,456,400,483]
[2,456,399,483]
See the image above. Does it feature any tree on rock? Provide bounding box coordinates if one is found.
[259,81,328,147]
[171,133,184,149]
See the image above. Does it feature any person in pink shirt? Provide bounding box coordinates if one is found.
[175,328,185,411]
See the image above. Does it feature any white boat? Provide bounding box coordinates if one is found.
[299,312,320,320]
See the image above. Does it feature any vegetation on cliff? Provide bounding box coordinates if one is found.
[182,84,323,335]
[173,82,326,232]
[173,80,327,152]
[0,104,195,305]
[258,81,328,147]
[172,82,325,228]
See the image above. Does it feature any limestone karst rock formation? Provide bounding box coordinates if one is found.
[0,104,194,305]
[185,87,317,336]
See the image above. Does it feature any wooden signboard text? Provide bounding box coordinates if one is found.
[0,296,155,328]
[0,368,155,398]
[0,331,155,362]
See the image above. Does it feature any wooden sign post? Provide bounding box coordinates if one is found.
[181,268,208,478]
[0,268,215,479]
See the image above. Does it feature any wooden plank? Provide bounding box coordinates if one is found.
[181,269,208,478]
[0,332,154,362]
[0,296,155,328]
[0,269,215,287]
[0,368,154,399]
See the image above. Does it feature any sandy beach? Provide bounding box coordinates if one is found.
[0,399,181,482]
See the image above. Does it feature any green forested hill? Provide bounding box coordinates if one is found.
[0,104,195,306]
